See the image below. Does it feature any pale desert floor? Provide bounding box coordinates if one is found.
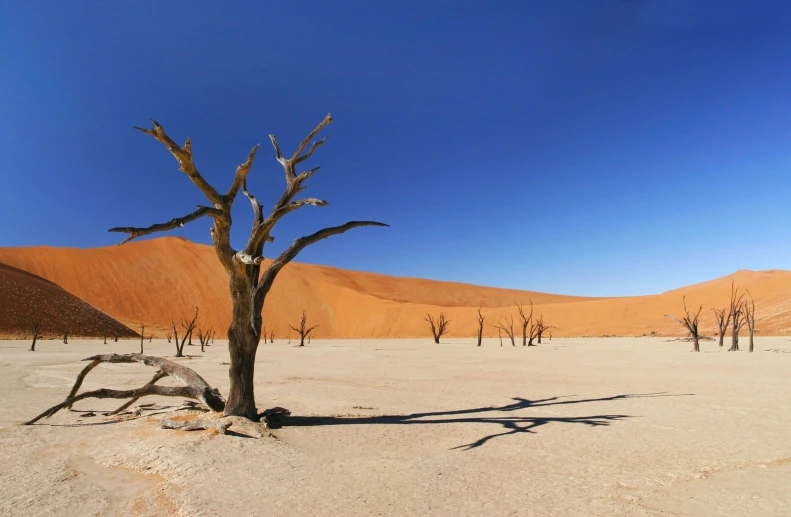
[1,337,790,516]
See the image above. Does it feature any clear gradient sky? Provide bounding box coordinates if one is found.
[1,1,790,296]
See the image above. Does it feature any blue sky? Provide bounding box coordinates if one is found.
[1,1,790,296]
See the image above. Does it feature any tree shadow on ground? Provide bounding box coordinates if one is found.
[274,392,692,450]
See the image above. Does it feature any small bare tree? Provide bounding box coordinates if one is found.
[166,332,172,344]
[290,310,318,347]
[516,301,533,346]
[495,315,516,347]
[527,317,539,346]
[498,327,503,347]
[425,313,451,344]
[269,330,274,344]
[103,330,108,345]
[712,307,731,347]
[62,331,68,344]
[198,326,213,353]
[139,323,145,354]
[29,319,41,352]
[535,316,555,344]
[745,290,756,353]
[665,296,704,352]
[476,306,484,347]
[728,282,747,352]
[173,307,199,357]
[113,332,118,343]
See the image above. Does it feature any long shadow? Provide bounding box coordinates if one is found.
[276,392,692,450]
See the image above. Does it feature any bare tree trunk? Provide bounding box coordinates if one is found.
[140,323,145,354]
[269,331,274,344]
[692,334,700,353]
[224,281,261,419]
[114,333,118,343]
[103,332,107,345]
[29,321,40,352]
[729,327,739,352]
[63,332,68,344]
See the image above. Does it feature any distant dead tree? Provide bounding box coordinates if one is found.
[103,330,108,345]
[665,296,704,352]
[535,316,555,344]
[527,317,540,346]
[728,282,747,352]
[425,313,451,344]
[139,323,145,354]
[516,301,533,346]
[173,307,199,357]
[498,327,503,347]
[712,307,731,347]
[495,315,516,347]
[106,113,386,419]
[269,330,274,344]
[29,319,41,351]
[149,335,153,343]
[62,331,69,344]
[113,332,118,343]
[290,310,318,347]
[745,290,756,353]
[476,306,484,347]
[166,332,172,344]
[198,326,213,353]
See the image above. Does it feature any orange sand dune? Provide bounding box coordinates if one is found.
[0,263,136,339]
[0,237,789,338]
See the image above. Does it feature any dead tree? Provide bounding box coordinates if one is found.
[527,317,539,346]
[289,310,318,347]
[476,306,484,347]
[745,290,756,353]
[172,307,199,357]
[712,308,731,347]
[425,313,451,344]
[198,326,213,353]
[728,282,747,352]
[166,332,172,344]
[495,315,516,347]
[103,331,108,345]
[516,301,533,346]
[113,332,118,343]
[62,331,68,344]
[108,114,385,419]
[139,323,145,354]
[29,319,41,351]
[269,330,274,344]
[665,296,704,352]
[498,328,503,347]
[25,354,225,425]
[535,316,555,344]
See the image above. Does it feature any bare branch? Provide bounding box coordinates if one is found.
[25,353,225,424]
[133,121,223,205]
[292,113,333,163]
[255,221,388,300]
[225,144,261,204]
[295,136,328,165]
[242,180,263,225]
[109,206,222,245]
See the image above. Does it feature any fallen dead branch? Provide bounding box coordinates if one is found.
[25,353,225,425]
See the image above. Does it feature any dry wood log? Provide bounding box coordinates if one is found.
[25,354,225,425]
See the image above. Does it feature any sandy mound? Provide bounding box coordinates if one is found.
[0,263,137,339]
[1,237,790,338]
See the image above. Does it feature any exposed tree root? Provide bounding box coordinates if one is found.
[160,418,232,434]
[25,353,225,425]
